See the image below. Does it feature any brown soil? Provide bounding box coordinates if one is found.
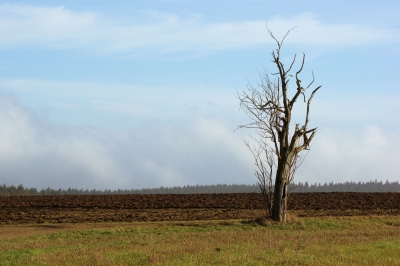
[0,192,399,225]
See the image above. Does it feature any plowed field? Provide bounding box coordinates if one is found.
[1,193,399,224]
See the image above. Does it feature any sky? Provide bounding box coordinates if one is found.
[0,0,399,190]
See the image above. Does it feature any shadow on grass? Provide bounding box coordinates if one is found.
[241,213,304,226]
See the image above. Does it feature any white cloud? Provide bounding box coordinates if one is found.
[0,4,97,49]
[193,118,253,165]
[266,13,399,47]
[0,4,398,55]
[4,78,399,123]
[0,94,254,190]
[297,126,400,184]
[305,92,400,128]
[0,79,239,123]
[141,160,186,187]
[0,95,125,189]
[0,93,399,190]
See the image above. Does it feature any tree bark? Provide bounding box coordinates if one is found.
[271,153,293,222]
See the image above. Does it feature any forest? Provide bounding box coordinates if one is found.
[1,180,399,196]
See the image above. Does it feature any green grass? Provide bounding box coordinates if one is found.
[1,216,400,265]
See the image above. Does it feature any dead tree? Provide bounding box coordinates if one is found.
[237,27,321,222]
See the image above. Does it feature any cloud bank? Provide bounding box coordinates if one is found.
[0,94,253,190]
[299,126,400,184]
[0,4,398,55]
[0,94,399,190]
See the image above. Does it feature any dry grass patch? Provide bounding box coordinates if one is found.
[0,215,399,265]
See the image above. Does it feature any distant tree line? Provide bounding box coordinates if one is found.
[1,180,399,196]
[290,180,400,193]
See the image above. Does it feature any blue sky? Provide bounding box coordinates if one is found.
[0,0,399,190]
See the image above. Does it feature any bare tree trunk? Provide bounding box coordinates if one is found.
[237,27,321,223]
[271,154,292,221]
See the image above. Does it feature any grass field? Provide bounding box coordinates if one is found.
[1,215,399,265]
